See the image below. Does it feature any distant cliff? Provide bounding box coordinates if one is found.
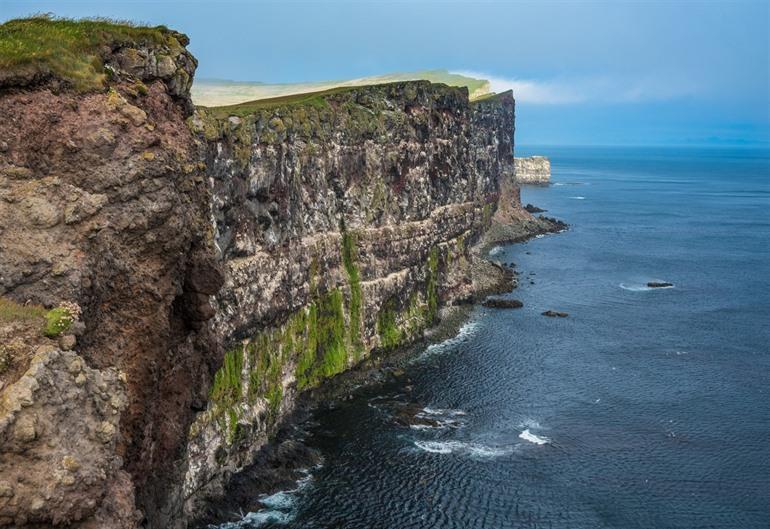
[514,155,551,184]
[0,17,557,529]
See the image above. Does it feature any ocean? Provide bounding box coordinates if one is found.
[216,146,770,528]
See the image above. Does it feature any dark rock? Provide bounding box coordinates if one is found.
[524,203,546,213]
[482,297,523,309]
[647,281,673,288]
[542,310,568,318]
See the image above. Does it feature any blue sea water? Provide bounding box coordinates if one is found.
[222,146,770,528]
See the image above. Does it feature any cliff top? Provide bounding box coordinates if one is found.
[191,69,491,107]
[200,82,513,120]
[0,15,190,91]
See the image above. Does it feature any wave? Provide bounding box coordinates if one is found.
[421,407,467,417]
[518,418,542,430]
[569,196,586,200]
[413,440,512,458]
[519,429,550,445]
[216,509,293,528]
[414,319,481,362]
[213,471,314,528]
[619,282,674,292]
[553,182,586,186]
[410,407,468,430]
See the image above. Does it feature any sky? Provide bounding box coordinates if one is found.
[2,0,769,146]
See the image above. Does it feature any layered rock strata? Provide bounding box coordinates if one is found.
[514,155,551,184]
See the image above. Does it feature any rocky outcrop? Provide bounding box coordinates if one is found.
[0,24,222,529]
[514,155,551,184]
[0,348,132,527]
[0,19,556,529]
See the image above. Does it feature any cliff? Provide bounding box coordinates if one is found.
[514,155,551,185]
[0,18,554,529]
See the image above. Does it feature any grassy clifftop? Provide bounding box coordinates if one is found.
[0,15,185,90]
[192,69,492,107]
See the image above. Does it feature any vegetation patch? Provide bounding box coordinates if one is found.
[0,15,178,91]
[426,246,440,324]
[342,231,364,359]
[377,297,403,351]
[42,302,81,338]
[0,297,46,324]
[198,84,373,118]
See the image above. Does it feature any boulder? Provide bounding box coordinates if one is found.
[524,203,546,213]
[542,310,568,318]
[482,297,523,309]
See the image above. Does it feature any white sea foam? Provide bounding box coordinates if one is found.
[414,319,480,362]
[214,470,314,528]
[518,418,542,430]
[259,491,295,510]
[414,440,512,458]
[519,429,550,445]
[217,509,293,528]
[619,282,674,292]
[414,440,457,454]
[421,407,467,416]
[489,245,503,256]
[569,196,586,200]
[410,407,467,430]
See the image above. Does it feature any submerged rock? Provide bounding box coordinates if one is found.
[482,297,524,309]
[542,310,568,318]
[524,203,546,213]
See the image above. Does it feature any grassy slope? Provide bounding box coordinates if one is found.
[202,85,360,118]
[0,15,174,90]
[193,69,492,107]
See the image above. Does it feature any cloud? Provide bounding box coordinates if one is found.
[454,71,696,105]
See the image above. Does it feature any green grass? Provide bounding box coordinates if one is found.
[470,90,513,104]
[342,231,363,357]
[210,346,244,408]
[0,14,176,91]
[0,297,46,323]
[377,298,403,351]
[201,85,363,118]
[191,69,492,107]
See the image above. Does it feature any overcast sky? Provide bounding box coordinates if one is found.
[2,0,768,146]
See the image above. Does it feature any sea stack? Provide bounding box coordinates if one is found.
[514,156,551,185]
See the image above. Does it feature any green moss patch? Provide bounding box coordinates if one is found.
[43,307,74,337]
[342,231,363,359]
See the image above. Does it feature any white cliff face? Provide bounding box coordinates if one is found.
[514,156,551,185]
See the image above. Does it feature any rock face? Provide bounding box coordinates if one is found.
[0,22,555,529]
[514,156,551,185]
[0,26,222,529]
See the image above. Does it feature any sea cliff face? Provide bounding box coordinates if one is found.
[0,21,546,529]
[514,155,551,185]
[177,82,517,522]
